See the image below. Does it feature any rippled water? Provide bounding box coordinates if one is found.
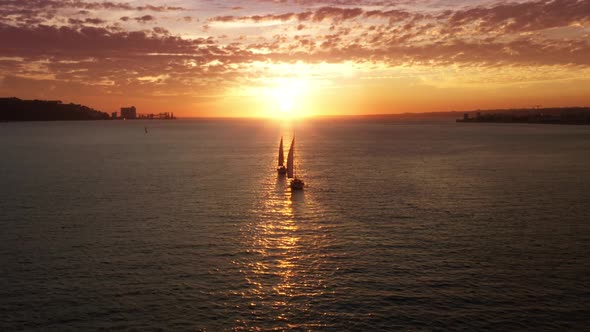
[1,119,589,330]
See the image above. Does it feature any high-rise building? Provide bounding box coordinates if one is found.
[120,106,136,119]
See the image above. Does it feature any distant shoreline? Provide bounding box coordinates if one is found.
[455,107,590,125]
[0,97,176,122]
[3,97,590,123]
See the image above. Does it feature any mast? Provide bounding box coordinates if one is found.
[291,134,296,178]
[278,136,284,167]
[286,137,294,178]
[294,137,296,178]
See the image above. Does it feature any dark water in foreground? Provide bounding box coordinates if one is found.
[1,119,589,330]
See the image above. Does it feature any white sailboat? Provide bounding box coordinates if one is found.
[277,136,287,174]
[286,137,304,190]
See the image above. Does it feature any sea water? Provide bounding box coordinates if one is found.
[1,119,589,330]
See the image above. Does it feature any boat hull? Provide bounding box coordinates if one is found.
[290,178,304,190]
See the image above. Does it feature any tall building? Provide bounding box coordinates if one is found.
[120,106,136,119]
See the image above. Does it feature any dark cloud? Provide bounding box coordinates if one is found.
[209,7,368,23]
[0,24,218,58]
[256,0,407,5]
[364,9,415,22]
[68,17,106,25]
[152,27,170,35]
[313,7,364,22]
[0,0,186,28]
[0,0,185,12]
[135,15,155,23]
[439,0,590,34]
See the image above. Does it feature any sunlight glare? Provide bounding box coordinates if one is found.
[265,78,309,118]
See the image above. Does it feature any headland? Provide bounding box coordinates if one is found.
[456,107,590,125]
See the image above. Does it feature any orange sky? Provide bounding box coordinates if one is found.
[1,0,590,117]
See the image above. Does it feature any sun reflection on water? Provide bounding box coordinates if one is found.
[236,152,329,329]
[254,175,302,293]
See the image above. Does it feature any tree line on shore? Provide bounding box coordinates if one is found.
[0,97,109,121]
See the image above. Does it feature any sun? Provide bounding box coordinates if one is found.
[275,86,296,113]
[266,78,309,117]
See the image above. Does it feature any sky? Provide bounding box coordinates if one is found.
[1,0,590,117]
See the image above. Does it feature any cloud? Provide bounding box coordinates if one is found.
[209,0,590,34]
[312,7,364,22]
[364,9,415,22]
[0,0,187,28]
[439,0,590,34]
[0,24,217,58]
[209,7,366,23]
[2,0,590,114]
[135,15,156,24]
[0,22,261,95]
[0,0,185,12]
[254,0,412,5]
[202,0,590,68]
[68,17,106,25]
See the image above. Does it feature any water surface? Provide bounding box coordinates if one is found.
[1,119,589,330]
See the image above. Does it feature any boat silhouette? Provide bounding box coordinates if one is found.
[286,137,304,190]
[277,136,287,174]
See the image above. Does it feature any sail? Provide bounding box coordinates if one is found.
[278,137,284,166]
[286,137,294,178]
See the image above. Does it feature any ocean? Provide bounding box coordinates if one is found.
[1,119,589,330]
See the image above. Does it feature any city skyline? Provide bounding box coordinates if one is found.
[1,0,590,117]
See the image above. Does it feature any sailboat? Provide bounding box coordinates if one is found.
[277,136,287,174]
[286,137,304,190]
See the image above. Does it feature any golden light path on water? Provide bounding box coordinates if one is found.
[234,125,334,329]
